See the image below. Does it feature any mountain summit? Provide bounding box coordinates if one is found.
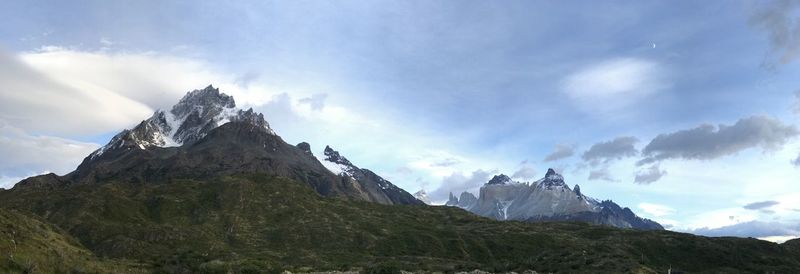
[17,85,423,206]
[88,85,272,160]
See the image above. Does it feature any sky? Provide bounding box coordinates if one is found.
[2,0,800,242]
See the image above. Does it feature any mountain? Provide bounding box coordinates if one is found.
[413,189,432,205]
[319,145,423,205]
[14,85,421,206]
[447,168,663,230]
[86,85,273,158]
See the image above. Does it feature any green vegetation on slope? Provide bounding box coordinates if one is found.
[0,208,146,273]
[1,175,799,273]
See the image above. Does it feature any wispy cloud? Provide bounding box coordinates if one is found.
[298,93,328,111]
[794,90,800,114]
[562,58,666,112]
[743,200,780,210]
[748,0,800,68]
[638,203,675,217]
[634,164,667,184]
[0,122,98,183]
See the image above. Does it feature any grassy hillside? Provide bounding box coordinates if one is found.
[0,208,146,273]
[2,174,799,273]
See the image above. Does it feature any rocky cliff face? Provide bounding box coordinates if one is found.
[448,168,662,230]
[15,85,422,206]
[86,85,273,161]
[319,145,423,205]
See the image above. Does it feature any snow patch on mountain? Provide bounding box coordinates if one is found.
[320,145,358,178]
[88,85,274,160]
[414,190,432,205]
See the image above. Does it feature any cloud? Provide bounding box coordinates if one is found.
[688,220,800,239]
[0,123,98,186]
[743,200,780,210]
[794,153,800,166]
[0,48,152,135]
[634,164,667,184]
[794,90,800,114]
[0,175,28,190]
[2,46,283,136]
[562,58,665,111]
[748,0,800,68]
[429,169,493,203]
[431,157,461,167]
[588,168,615,182]
[639,116,798,165]
[298,93,328,110]
[511,165,537,180]
[543,144,575,162]
[638,203,675,217]
[582,136,639,165]
[99,38,114,47]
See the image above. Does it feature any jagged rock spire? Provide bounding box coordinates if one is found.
[323,145,355,167]
[446,192,459,206]
[538,168,567,189]
[487,174,513,185]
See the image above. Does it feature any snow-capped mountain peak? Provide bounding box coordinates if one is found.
[320,145,357,177]
[413,190,432,205]
[89,85,274,159]
[536,168,568,189]
[486,174,514,185]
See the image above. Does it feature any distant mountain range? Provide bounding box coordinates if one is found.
[445,169,663,230]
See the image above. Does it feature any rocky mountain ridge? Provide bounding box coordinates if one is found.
[14,85,422,206]
[88,85,273,160]
[447,168,662,230]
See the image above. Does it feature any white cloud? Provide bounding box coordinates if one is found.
[638,202,675,217]
[0,175,27,190]
[688,220,800,241]
[758,235,799,243]
[429,169,494,203]
[0,123,98,187]
[0,48,153,135]
[3,46,290,136]
[404,150,471,177]
[562,57,666,111]
[99,38,114,47]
